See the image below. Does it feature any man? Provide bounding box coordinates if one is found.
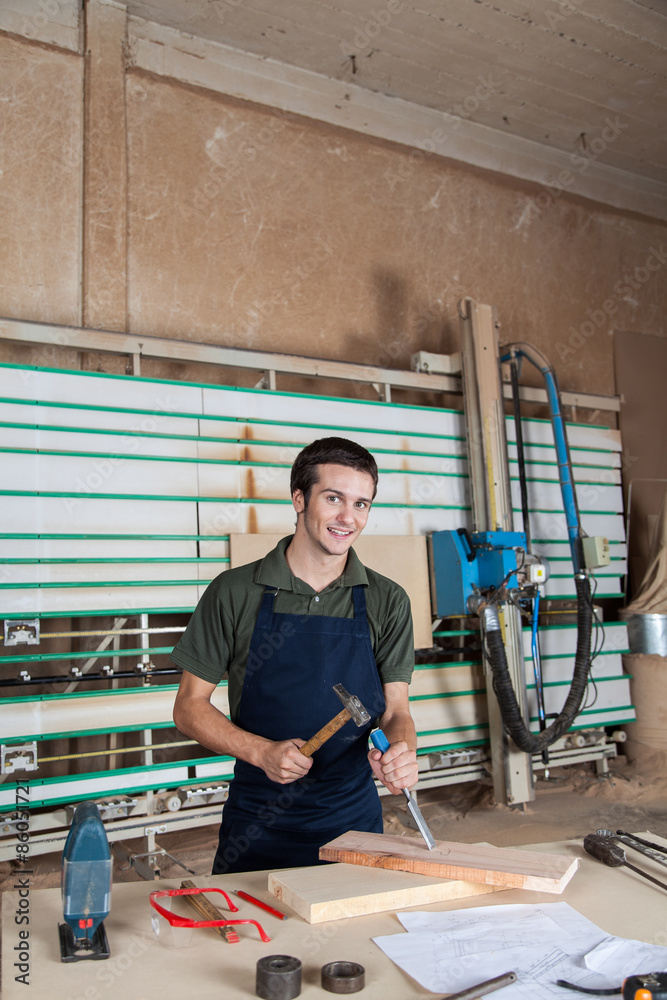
[171,436,418,874]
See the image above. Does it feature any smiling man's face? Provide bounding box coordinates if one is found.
[292,463,374,557]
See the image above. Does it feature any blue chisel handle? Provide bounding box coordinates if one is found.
[371,729,391,754]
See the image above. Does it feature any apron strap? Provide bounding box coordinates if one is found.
[255,587,278,630]
[352,584,368,620]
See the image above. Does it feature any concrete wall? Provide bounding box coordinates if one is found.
[1,11,665,406]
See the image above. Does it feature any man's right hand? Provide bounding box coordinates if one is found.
[258,739,313,784]
[173,673,313,785]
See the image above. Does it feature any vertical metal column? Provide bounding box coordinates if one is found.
[140,613,157,861]
[458,299,534,806]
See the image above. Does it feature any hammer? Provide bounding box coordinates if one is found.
[298,684,370,758]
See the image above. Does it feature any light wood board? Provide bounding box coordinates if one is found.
[268,861,503,923]
[319,831,579,894]
[229,532,433,649]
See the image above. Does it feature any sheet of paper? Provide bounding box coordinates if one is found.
[585,936,667,979]
[373,902,667,997]
[373,929,608,996]
[397,901,598,939]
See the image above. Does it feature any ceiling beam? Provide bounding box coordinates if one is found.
[127,15,667,224]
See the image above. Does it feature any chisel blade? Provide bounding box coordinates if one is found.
[403,789,436,850]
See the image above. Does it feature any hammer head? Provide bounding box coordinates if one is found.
[333,683,370,727]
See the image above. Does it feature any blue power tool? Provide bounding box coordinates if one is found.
[58,801,112,962]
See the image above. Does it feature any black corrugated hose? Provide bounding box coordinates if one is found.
[482,572,593,753]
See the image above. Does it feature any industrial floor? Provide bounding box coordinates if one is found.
[2,748,666,891]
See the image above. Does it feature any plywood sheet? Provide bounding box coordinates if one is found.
[230,533,432,649]
[268,862,502,923]
[319,831,579,894]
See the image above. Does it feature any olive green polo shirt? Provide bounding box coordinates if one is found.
[170,536,414,722]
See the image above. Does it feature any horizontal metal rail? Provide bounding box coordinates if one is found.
[0,317,621,411]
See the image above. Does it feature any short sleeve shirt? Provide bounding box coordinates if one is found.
[170,536,414,722]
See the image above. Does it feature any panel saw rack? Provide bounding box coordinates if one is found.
[0,336,633,862]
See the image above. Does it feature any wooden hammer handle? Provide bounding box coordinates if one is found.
[299,708,350,758]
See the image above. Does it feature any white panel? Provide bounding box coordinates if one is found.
[35,454,200,498]
[35,497,197,534]
[540,576,623,598]
[198,501,249,537]
[513,479,623,514]
[0,368,204,414]
[506,416,621,453]
[198,539,230,559]
[528,706,635,733]
[531,678,633,718]
[1,540,40,559]
[0,585,200,615]
[509,461,621,486]
[204,386,461,438]
[417,726,490,750]
[0,767,192,810]
[410,664,484,699]
[508,443,621,469]
[0,426,38,448]
[4,453,38,492]
[198,462,275,500]
[411,692,487,733]
[197,441,245,462]
[5,562,200,585]
[0,685,230,741]
[195,761,237,778]
[0,401,198,440]
[525,652,627,684]
[522,623,629,659]
[207,419,469,459]
[569,449,622,469]
[371,472,469,509]
[38,429,199,460]
[1,496,40,533]
[526,511,625,542]
[34,539,197,559]
[365,507,469,536]
[532,540,627,566]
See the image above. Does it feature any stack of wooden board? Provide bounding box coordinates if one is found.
[268,833,579,923]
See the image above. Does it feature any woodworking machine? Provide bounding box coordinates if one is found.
[428,300,606,806]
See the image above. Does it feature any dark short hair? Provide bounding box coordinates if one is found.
[290,437,378,504]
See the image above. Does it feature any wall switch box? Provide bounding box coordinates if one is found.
[582,536,610,568]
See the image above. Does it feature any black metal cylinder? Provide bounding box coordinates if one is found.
[321,961,365,994]
[255,955,302,1000]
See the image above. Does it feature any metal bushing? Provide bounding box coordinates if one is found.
[321,961,365,994]
[256,954,302,1000]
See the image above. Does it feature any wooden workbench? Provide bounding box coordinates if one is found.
[2,836,664,1000]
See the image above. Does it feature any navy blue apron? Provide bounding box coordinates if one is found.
[212,584,386,874]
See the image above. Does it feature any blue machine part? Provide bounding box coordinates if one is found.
[61,801,112,946]
[430,528,527,617]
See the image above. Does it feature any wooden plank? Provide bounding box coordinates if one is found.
[268,862,503,923]
[319,831,579,894]
[230,533,433,649]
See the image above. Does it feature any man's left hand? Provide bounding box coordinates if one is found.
[368,740,418,795]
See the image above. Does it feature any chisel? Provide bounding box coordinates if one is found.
[371,729,436,850]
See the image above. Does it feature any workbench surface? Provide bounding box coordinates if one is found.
[2,836,664,999]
